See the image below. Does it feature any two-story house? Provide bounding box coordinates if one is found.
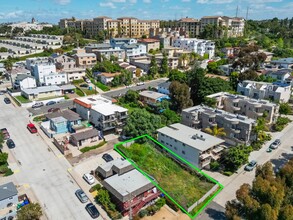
[0,182,18,220]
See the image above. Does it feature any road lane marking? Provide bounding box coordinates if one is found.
[13,169,20,174]
[57,154,64,158]
[23,183,30,188]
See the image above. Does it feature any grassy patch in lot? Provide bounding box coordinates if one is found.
[80,141,107,153]
[33,115,46,122]
[75,87,85,97]
[115,135,222,218]
[92,80,110,92]
[15,95,31,103]
[81,88,97,96]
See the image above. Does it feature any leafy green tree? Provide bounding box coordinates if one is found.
[188,67,206,104]
[207,61,218,74]
[92,60,121,73]
[161,109,181,125]
[124,90,139,103]
[0,132,4,149]
[203,97,217,108]
[123,109,161,138]
[0,47,7,52]
[229,71,239,90]
[160,53,169,76]
[279,205,293,220]
[168,69,187,83]
[149,55,158,77]
[279,103,292,115]
[0,152,8,166]
[17,203,43,220]
[169,81,193,112]
[277,38,284,49]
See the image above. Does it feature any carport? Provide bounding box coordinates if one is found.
[59,84,76,94]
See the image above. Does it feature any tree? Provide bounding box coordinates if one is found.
[0,152,8,165]
[168,69,187,83]
[229,71,239,91]
[0,47,8,52]
[188,67,206,104]
[239,69,258,81]
[179,53,189,68]
[160,53,169,76]
[17,203,43,220]
[169,81,193,112]
[0,131,4,149]
[203,97,217,108]
[149,55,158,77]
[204,125,226,137]
[123,109,161,138]
[279,103,292,115]
[124,90,139,103]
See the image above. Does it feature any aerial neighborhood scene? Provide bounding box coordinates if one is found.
[1,0,293,219]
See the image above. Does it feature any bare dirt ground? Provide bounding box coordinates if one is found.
[141,205,191,220]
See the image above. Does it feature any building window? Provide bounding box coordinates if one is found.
[182,151,185,154]
[174,147,177,150]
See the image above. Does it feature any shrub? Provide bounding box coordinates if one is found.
[155,198,166,209]
[95,81,110,92]
[72,79,84,84]
[223,171,233,176]
[80,141,107,153]
[165,196,179,211]
[4,168,13,176]
[0,165,9,173]
[89,184,102,193]
[139,209,149,218]
[279,103,292,115]
[273,116,292,131]
[210,161,220,171]
[64,95,70,100]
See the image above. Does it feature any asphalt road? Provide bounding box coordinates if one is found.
[0,99,94,220]
[27,100,74,116]
[104,78,168,98]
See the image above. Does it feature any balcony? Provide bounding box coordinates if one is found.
[208,121,217,126]
[230,127,241,134]
[217,105,224,109]
[192,118,200,124]
[254,111,263,117]
[232,106,241,111]
[232,99,239,103]
[201,159,211,168]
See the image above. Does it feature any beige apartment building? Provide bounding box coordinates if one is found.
[181,105,257,146]
[59,17,160,38]
[200,16,245,37]
[207,92,279,124]
[178,17,200,37]
[74,53,97,68]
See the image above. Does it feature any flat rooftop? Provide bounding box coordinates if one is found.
[103,169,152,202]
[22,85,61,95]
[98,158,132,173]
[92,103,127,116]
[157,123,225,152]
[139,90,168,100]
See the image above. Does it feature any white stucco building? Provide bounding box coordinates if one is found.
[14,74,36,89]
[43,72,68,86]
[173,37,215,58]
[31,63,56,85]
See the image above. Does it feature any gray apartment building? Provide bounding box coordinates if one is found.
[181,105,257,145]
[207,92,279,124]
[237,80,291,103]
[0,182,18,219]
[157,123,225,169]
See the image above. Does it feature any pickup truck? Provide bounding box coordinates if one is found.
[0,128,10,140]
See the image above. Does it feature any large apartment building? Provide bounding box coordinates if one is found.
[74,96,128,134]
[181,105,257,145]
[200,16,245,37]
[207,92,279,124]
[59,17,160,38]
[237,80,291,103]
[157,123,225,169]
[178,17,200,37]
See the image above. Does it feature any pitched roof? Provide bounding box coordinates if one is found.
[71,129,100,141]
[0,182,18,201]
[138,38,160,43]
[15,74,34,81]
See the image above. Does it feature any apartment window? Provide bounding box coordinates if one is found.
[182,151,185,155]
[174,147,177,150]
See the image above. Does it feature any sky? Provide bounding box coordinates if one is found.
[0,0,293,24]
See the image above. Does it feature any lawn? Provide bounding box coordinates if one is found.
[15,95,31,103]
[117,142,215,211]
[75,87,85,97]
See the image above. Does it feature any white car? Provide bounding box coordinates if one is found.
[83,173,95,185]
[136,82,144,86]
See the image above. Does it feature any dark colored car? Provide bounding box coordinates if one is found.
[1,128,10,140]
[102,153,114,162]
[46,101,56,106]
[85,203,100,219]
[75,189,88,203]
[4,97,11,104]
[6,139,15,149]
[80,83,89,88]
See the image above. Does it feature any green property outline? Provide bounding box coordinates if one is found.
[114,134,224,219]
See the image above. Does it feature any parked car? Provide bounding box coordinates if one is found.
[136,82,144,86]
[83,173,95,185]
[102,153,114,162]
[6,139,15,149]
[27,123,38,133]
[4,97,11,104]
[48,108,60,113]
[70,90,75,94]
[85,203,100,219]
[32,102,44,108]
[46,101,56,106]
[270,139,281,149]
[80,84,89,88]
[245,160,257,171]
[75,189,88,203]
[0,128,10,140]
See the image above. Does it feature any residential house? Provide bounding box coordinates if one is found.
[70,128,101,147]
[207,92,279,124]
[118,62,144,78]
[121,43,147,59]
[221,47,240,58]
[157,81,171,95]
[137,38,160,52]
[74,95,128,134]
[50,54,76,70]
[26,57,50,71]
[181,105,257,145]
[14,74,36,89]
[74,53,97,68]
[271,58,293,69]
[63,68,86,82]
[95,48,126,62]
[157,123,225,168]
[139,90,170,105]
[31,62,56,85]
[21,85,62,101]
[237,80,291,103]
[173,36,215,58]
[100,72,121,85]
[43,72,68,86]
[97,159,160,216]
[265,69,292,83]
[110,38,138,48]
[129,57,151,73]
[0,182,18,220]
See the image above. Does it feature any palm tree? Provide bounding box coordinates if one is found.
[204,125,226,137]
[179,53,189,68]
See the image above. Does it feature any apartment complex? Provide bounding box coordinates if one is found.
[181,105,257,145]
[237,81,291,103]
[200,16,245,37]
[207,92,279,124]
[157,123,225,168]
[178,17,200,37]
[59,16,160,38]
[74,53,97,68]
[173,37,215,58]
[74,96,128,134]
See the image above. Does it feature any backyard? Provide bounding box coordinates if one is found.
[116,141,216,213]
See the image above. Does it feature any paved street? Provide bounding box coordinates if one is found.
[204,118,293,209]
[103,78,168,98]
[0,97,96,220]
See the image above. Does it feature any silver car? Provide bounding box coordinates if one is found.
[75,189,88,203]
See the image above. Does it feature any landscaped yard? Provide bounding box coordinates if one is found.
[15,95,31,103]
[116,142,215,212]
